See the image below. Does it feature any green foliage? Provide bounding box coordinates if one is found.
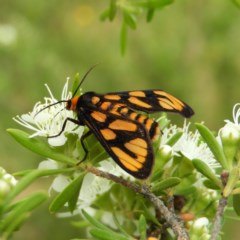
[101,0,174,54]
[2,1,240,239]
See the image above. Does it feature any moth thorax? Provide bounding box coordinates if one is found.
[67,96,79,111]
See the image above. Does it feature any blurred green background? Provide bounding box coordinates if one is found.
[1,0,240,239]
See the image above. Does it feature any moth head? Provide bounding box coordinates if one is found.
[66,96,79,112]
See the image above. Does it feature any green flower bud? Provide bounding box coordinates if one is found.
[220,124,240,167]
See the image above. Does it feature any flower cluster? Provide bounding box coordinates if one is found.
[13,80,83,147]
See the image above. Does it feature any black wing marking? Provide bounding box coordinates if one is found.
[98,90,194,118]
[79,105,154,179]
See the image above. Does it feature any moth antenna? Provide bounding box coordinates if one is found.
[72,64,99,97]
[34,100,67,118]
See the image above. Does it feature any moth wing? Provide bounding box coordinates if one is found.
[82,107,154,179]
[101,90,194,118]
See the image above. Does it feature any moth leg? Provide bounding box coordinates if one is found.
[48,117,81,138]
[77,130,92,165]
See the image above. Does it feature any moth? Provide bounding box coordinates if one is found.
[40,67,194,179]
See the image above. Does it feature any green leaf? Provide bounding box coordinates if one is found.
[100,9,110,21]
[203,179,221,190]
[139,200,161,226]
[49,173,84,213]
[232,0,240,8]
[109,0,117,21]
[152,177,181,193]
[150,169,164,182]
[135,0,174,8]
[195,123,228,169]
[165,131,183,146]
[233,194,240,216]
[192,159,222,189]
[2,168,73,209]
[82,210,110,230]
[72,73,80,95]
[123,11,137,29]
[146,8,155,22]
[7,129,76,164]
[1,192,47,234]
[138,215,147,240]
[90,228,129,240]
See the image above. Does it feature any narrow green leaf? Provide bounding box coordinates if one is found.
[165,131,183,146]
[152,177,181,192]
[2,168,73,209]
[123,11,137,29]
[68,176,84,212]
[49,173,84,213]
[135,0,174,8]
[90,228,129,240]
[7,129,75,164]
[100,9,110,21]
[1,213,28,240]
[203,179,221,190]
[71,73,80,95]
[139,200,161,226]
[109,0,117,21]
[82,209,109,231]
[232,0,240,8]
[138,214,147,240]
[146,9,155,22]
[195,123,228,169]
[192,159,222,189]
[1,192,47,232]
[150,169,164,182]
[233,194,240,216]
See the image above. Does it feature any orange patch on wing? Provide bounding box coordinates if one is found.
[129,91,146,97]
[90,111,107,122]
[137,115,147,123]
[145,119,154,131]
[104,95,121,100]
[154,91,184,111]
[100,128,116,140]
[100,102,111,110]
[158,98,176,110]
[124,142,147,158]
[129,112,138,120]
[91,96,100,104]
[129,138,147,148]
[118,107,129,116]
[128,97,151,108]
[109,120,137,131]
[111,147,144,170]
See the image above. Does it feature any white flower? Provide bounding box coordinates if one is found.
[161,121,219,169]
[220,103,240,141]
[44,158,133,216]
[13,79,84,146]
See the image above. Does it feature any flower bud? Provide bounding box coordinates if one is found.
[0,167,17,203]
[220,123,240,167]
[190,217,210,240]
[156,145,173,169]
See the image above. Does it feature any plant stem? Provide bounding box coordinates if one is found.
[87,166,189,240]
[210,196,228,240]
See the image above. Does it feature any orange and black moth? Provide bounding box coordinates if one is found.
[45,69,194,179]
